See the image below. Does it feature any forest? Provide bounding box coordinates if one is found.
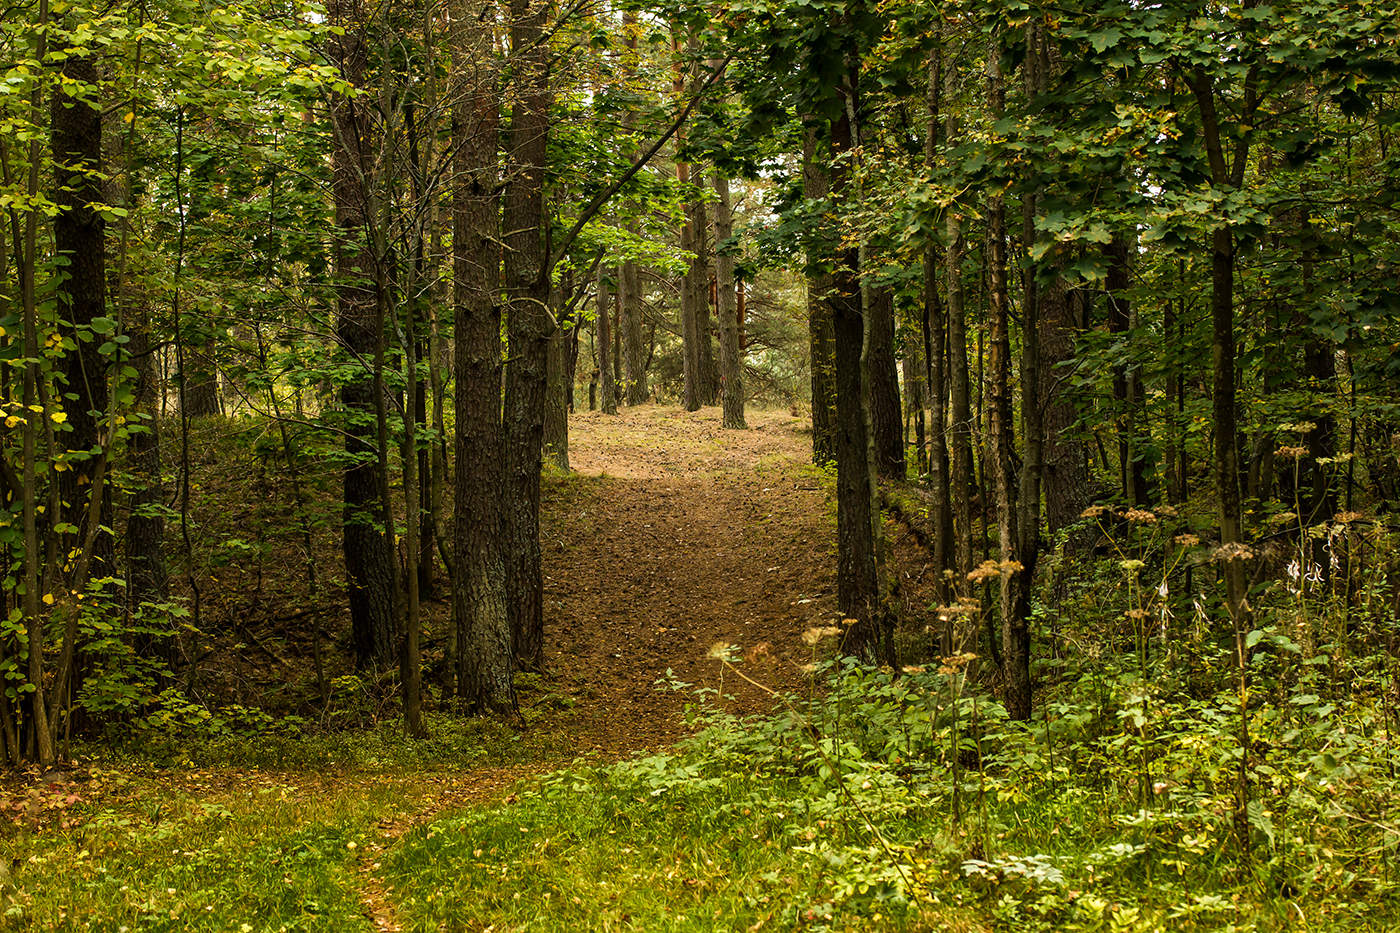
[1,0,1399,927]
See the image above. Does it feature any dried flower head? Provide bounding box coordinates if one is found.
[967,559,1024,583]
[1124,509,1158,524]
[1213,542,1256,562]
[1174,533,1201,547]
[1275,445,1307,459]
[937,652,978,675]
[1081,505,1110,519]
[1334,511,1366,524]
[707,641,734,660]
[802,626,841,646]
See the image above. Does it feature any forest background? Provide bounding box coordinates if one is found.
[0,0,1399,927]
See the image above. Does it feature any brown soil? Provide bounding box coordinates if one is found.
[539,405,840,755]
[359,405,846,930]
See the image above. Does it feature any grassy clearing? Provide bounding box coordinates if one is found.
[0,694,579,932]
[2,766,385,931]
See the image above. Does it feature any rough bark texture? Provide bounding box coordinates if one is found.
[619,11,648,405]
[691,187,719,406]
[829,61,893,666]
[126,309,167,611]
[52,51,110,566]
[544,280,572,471]
[502,0,552,670]
[328,0,399,668]
[678,159,701,411]
[946,207,974,582]
[987,38,1031,721]
[597,269,618,414]
[803,123,838,465]
[924,43,952,593]
[452,3,516,714]
[1040,272,1089,538]
[713,174,746,429]
[867,288,904,481]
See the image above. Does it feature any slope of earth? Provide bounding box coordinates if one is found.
[540,405,838,755]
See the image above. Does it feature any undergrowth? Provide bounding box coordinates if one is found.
[383,644,1400,931]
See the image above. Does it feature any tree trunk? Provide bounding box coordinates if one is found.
[52,50,111,568]
[452,1,516,714]
[328,0,398,667]
[544,279,572,471]
[502,0,552,670]
[620,11,648,405]
[803,122,838,465]
[678,158,701,411]
[924,43,952,594]
[828,51,893,665]
[987,34,1030,721]
[713,175,746,428]
[597,268,618,414]
[867,287,904,480]
[1040,270,1090,537]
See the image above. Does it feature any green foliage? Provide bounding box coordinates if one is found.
[380,636,1400,931]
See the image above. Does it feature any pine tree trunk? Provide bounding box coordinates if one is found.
[619,11,648,405]
[803,122,838,464]
[544,280,572,471]
[714,175,746,428]
[502,0,552,670]
[987,35,1031,721]
[452,2,515,714]
[828,52,893,665]
[52,50,111,570]
[597,269,618,414]
[867,288,904,480]
[924,43,952,594]
[328,0,398,667]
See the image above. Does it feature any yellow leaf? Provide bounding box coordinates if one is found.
[123,111,135,123]
[42,593,54,606]
[50,411,67,424]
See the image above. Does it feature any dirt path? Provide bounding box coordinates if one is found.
[542,405,839,754]
[360,406,842,930]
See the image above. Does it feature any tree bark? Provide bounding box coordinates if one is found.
[328,0,398,667]
[597,268,618,414]
[544,277,572,471]
[867,287,904,480]
[52,50,111,569]
[987,34,1031,721]
[803,122,838,465]
[828,50,893,665]
[619,11,648,405]
[713,175,746,429]
[502,0,553,670]
[452,0,516,714]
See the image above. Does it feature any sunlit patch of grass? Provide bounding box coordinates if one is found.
[0,769,391,931]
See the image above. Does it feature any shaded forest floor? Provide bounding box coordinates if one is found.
[2,408,1394,931]
[0,406,919,930]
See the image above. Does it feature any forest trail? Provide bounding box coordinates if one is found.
[539,404,838,754]
[359,406,841,931]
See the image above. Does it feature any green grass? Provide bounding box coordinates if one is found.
[1,767,383,931]
[373,662,1400,933]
